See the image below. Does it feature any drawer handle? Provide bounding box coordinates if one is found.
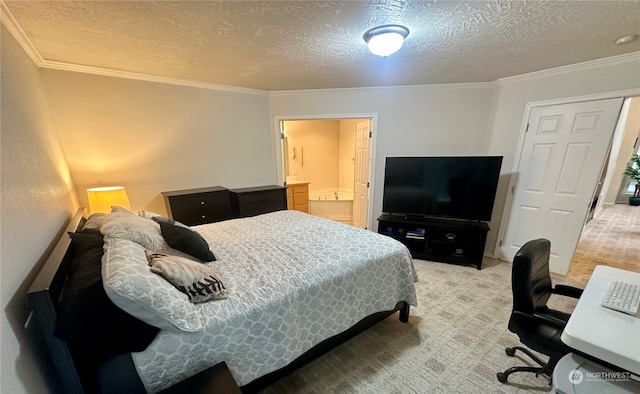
[446,233,456,240]
[201,215,206,219]
[201,201,205,205]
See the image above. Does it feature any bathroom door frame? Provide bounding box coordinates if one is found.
[273,113,378,230]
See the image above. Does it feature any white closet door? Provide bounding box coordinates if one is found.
[502,98,623,274]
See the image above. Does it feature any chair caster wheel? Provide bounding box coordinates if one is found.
[505,347,516,357]
[497,372,508,383]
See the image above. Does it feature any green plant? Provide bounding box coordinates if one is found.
[623,154,640,198]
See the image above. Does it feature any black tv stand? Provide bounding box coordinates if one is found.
[404,214,425,221]
[377,214,489,270]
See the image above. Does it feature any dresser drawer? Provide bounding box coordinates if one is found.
[230,186,287,218]
[163,187,233,226]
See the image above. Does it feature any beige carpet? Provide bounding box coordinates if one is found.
[567,203,640,284]
[259,205,638,393]
[261,258,582,394]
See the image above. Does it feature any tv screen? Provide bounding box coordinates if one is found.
[382,156,503,221]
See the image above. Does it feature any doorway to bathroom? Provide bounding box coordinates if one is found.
[276,117,374,229]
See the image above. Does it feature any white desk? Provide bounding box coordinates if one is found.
[553,353,640,394]
[561,265,640,375]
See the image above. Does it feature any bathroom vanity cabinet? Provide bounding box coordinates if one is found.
[286,182,309,213]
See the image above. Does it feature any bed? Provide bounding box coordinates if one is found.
[28,207,418,393]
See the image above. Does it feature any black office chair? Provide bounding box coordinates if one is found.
[497,238,583,384]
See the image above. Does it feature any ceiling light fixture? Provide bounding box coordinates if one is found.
[363,24,409,57]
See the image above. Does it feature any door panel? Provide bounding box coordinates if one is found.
[353,120,370,229]
[502,98,623,274]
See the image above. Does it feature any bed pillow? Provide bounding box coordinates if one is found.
[147,252,227,303]
[138,210,161,219]
[154,219,216,262]
[111,205,133,214]
[82,213,106,231]
[138,210,190,226]
[100,211,165,251]
[55,230,159,363]
[148,213,190,229]
[101,236,204,332]
[59,230,105,304]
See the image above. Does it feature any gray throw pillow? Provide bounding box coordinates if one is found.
[147,252,227,304]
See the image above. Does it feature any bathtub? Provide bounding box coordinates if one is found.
[308,190,353,225]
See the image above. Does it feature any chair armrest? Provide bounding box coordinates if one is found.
[531,311,567,329]
[511,311,566,330]
[553,284,583,299]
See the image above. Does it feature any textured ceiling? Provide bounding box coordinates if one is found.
[4,0,640,91]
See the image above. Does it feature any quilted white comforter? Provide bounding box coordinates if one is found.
[131,210,418,392]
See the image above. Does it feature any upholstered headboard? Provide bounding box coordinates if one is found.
[27,208,86,394]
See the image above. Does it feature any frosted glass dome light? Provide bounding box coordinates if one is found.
[363,25,409,57]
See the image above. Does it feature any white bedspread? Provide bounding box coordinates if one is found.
[132,210,417,392]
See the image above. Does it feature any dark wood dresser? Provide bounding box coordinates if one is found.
[162,186,234,226]
[229,185,287,218]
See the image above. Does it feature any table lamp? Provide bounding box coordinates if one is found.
[86,186,131,214]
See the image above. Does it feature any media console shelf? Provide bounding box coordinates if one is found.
[377,214,489,270]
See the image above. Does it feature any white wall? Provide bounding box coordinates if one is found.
[41,69,274,216]
[1,25,77,394]
[270,85,495,233]
[487,54,640,259]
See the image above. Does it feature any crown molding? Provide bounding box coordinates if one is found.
[1,0,43,66]
[269,52,640,94]
[269,81,494,96]
[497,52,640,85]
[3,0,637,95]
[1,1,267,96]
[39,59,269,96]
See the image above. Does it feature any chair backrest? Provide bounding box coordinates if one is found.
[511,238,553,314]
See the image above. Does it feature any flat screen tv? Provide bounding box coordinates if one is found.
[382,156,503,222]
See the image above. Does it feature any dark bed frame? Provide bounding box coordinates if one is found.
[28,208,411,394]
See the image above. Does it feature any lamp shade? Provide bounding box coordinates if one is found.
[87,186,131,214]
[363,25,409,57]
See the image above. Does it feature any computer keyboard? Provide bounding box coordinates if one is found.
[601,281,640,315]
